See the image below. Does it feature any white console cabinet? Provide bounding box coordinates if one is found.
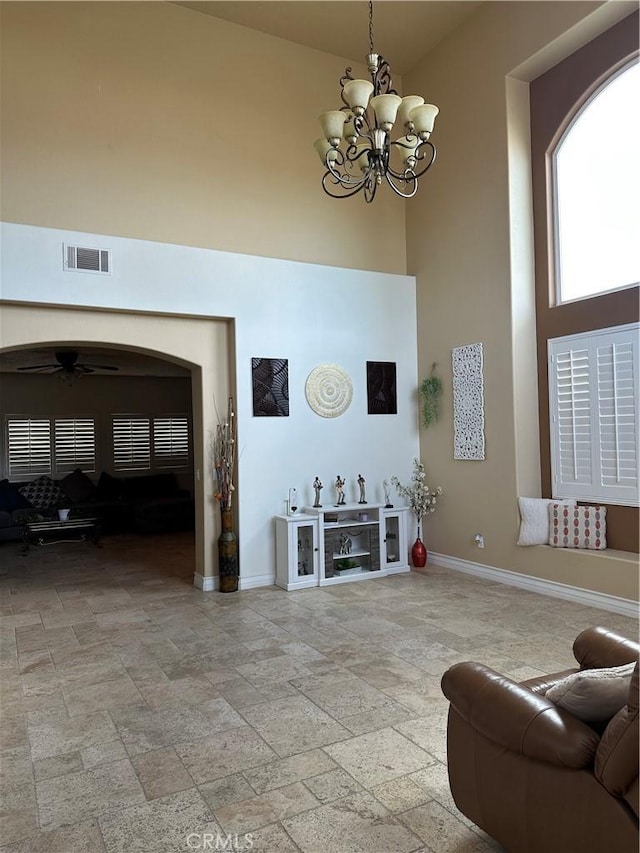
[274,514,320,591]
[275,503,409,590]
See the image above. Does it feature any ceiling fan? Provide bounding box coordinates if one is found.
[17,350,120,377]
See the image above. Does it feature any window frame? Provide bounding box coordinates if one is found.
[549,56,640,307]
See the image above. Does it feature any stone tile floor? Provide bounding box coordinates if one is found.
[0,533,637,852]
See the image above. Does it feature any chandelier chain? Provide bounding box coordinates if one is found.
[368,0,374,55]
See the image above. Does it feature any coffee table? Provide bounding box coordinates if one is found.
[22,517,101,554]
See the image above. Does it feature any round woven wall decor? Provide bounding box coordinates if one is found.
[305,363,353,418]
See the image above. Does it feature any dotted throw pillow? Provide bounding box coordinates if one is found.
[548,504,607,550]
[18,476,66,511]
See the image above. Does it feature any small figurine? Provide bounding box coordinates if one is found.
[313,476,323,508]
[339,532,352,555]
[383,479,393,508]
[335,475,346,506]
[357,473,367,504]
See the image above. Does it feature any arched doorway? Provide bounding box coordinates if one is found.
[0,304,233,587]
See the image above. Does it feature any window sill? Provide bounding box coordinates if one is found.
[536,544,638,563]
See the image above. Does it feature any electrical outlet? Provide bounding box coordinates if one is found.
[474,533,485,548]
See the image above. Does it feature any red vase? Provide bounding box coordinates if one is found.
[411,537,427,568]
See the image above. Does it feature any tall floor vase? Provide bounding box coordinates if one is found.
[218,508,239,593]
[411,523,428,568]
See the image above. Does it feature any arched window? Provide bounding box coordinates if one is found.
[551,59,640,305]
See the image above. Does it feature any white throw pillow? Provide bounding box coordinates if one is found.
[544,661,636,722]
[517,497,575,546]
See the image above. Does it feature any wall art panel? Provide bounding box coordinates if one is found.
[366,361,397,415]
[452,342,485,460]
[252,357,289,416]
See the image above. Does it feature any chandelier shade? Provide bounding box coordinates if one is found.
[315,1,439,203]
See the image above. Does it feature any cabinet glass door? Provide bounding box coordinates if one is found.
[296,522,317,579]
[383,514,401,566]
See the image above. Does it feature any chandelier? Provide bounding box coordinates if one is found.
[315,1,439,203]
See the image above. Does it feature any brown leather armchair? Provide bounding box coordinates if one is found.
[441,627,639,853]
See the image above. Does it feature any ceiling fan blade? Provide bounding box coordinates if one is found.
[84,364,119,371]
[78,366,95,374]
[17,364,57,371]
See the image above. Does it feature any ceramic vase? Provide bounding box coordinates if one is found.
[411,525,427,568]
[218,507,239,593]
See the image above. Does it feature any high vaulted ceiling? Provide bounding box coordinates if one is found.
[176,1,483,75]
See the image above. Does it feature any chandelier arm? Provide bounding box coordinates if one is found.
[322,171,370,199]
[326,151,374,187]
[363,178,378,203]
[410,141,437,179]
[384,170,418,200]
[373,56,397,96]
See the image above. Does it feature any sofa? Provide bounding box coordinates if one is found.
[0,470,194,541]
[441,626,639,853]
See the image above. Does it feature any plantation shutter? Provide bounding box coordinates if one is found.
[549,323,639,506]
[7,418,52,478]
[152,416,189,469]
[597,337,637,494]
[112,416,151,471]
[54,418,96,473]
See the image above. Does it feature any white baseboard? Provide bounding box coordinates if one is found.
[193,573,218,592]
[239,573,275,590]
[428,552,638,618]
[193,572,275,592]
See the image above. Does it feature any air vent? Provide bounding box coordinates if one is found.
[63,243,111,275]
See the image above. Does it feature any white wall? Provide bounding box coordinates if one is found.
[0,222,419,587]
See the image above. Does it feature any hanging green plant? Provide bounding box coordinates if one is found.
[421,364,442,429]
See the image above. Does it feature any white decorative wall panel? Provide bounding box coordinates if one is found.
[452,342,485,460]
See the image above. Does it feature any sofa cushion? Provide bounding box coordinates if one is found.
[0,479,32,512]
[61,469,97,503]
[96,472,123,501]
[0,510,12,529]
[18,476,66,510]
[120,473,179,501]
[545,661,636,723]
[548,504,607,549]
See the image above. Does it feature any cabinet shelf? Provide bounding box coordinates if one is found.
[332,548,369,559]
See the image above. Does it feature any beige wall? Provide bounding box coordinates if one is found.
[0,304,229,580]
[405,1,639,601]
[0,1,406,275]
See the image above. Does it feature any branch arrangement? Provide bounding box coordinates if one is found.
[391,458,443,524]
[213,397,236,510]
